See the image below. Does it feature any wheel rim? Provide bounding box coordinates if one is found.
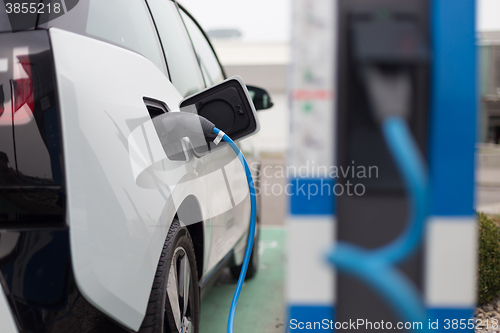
[166,247,193,333]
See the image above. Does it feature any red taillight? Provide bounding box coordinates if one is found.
[13,55,34,114]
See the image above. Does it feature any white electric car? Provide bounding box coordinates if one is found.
[0,1,272,332]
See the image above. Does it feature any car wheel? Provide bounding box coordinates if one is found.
[230,223,260,280]
[140,219,200,333]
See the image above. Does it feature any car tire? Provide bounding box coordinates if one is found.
[139,219,200,333]
[230,223,260,280]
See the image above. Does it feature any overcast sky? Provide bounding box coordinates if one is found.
[178,0,290,42]
[179,0,500,42]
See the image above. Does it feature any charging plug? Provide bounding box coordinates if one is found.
[363,66,411,122]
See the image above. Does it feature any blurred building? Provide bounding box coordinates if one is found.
[479,31,500,143]
[211,40,290,155]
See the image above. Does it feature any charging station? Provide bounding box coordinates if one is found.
[288,0,477,331]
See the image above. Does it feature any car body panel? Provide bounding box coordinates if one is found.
[50,27,198,330]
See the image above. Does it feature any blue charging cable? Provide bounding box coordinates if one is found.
[327,69,429,331]
[212,127,257,333]
[373,117,428,263]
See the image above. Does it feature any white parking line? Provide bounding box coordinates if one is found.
[259,240,278,256]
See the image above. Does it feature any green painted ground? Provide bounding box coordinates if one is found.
[200,227,286,333]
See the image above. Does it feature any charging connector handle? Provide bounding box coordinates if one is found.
[364,67,412,122]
